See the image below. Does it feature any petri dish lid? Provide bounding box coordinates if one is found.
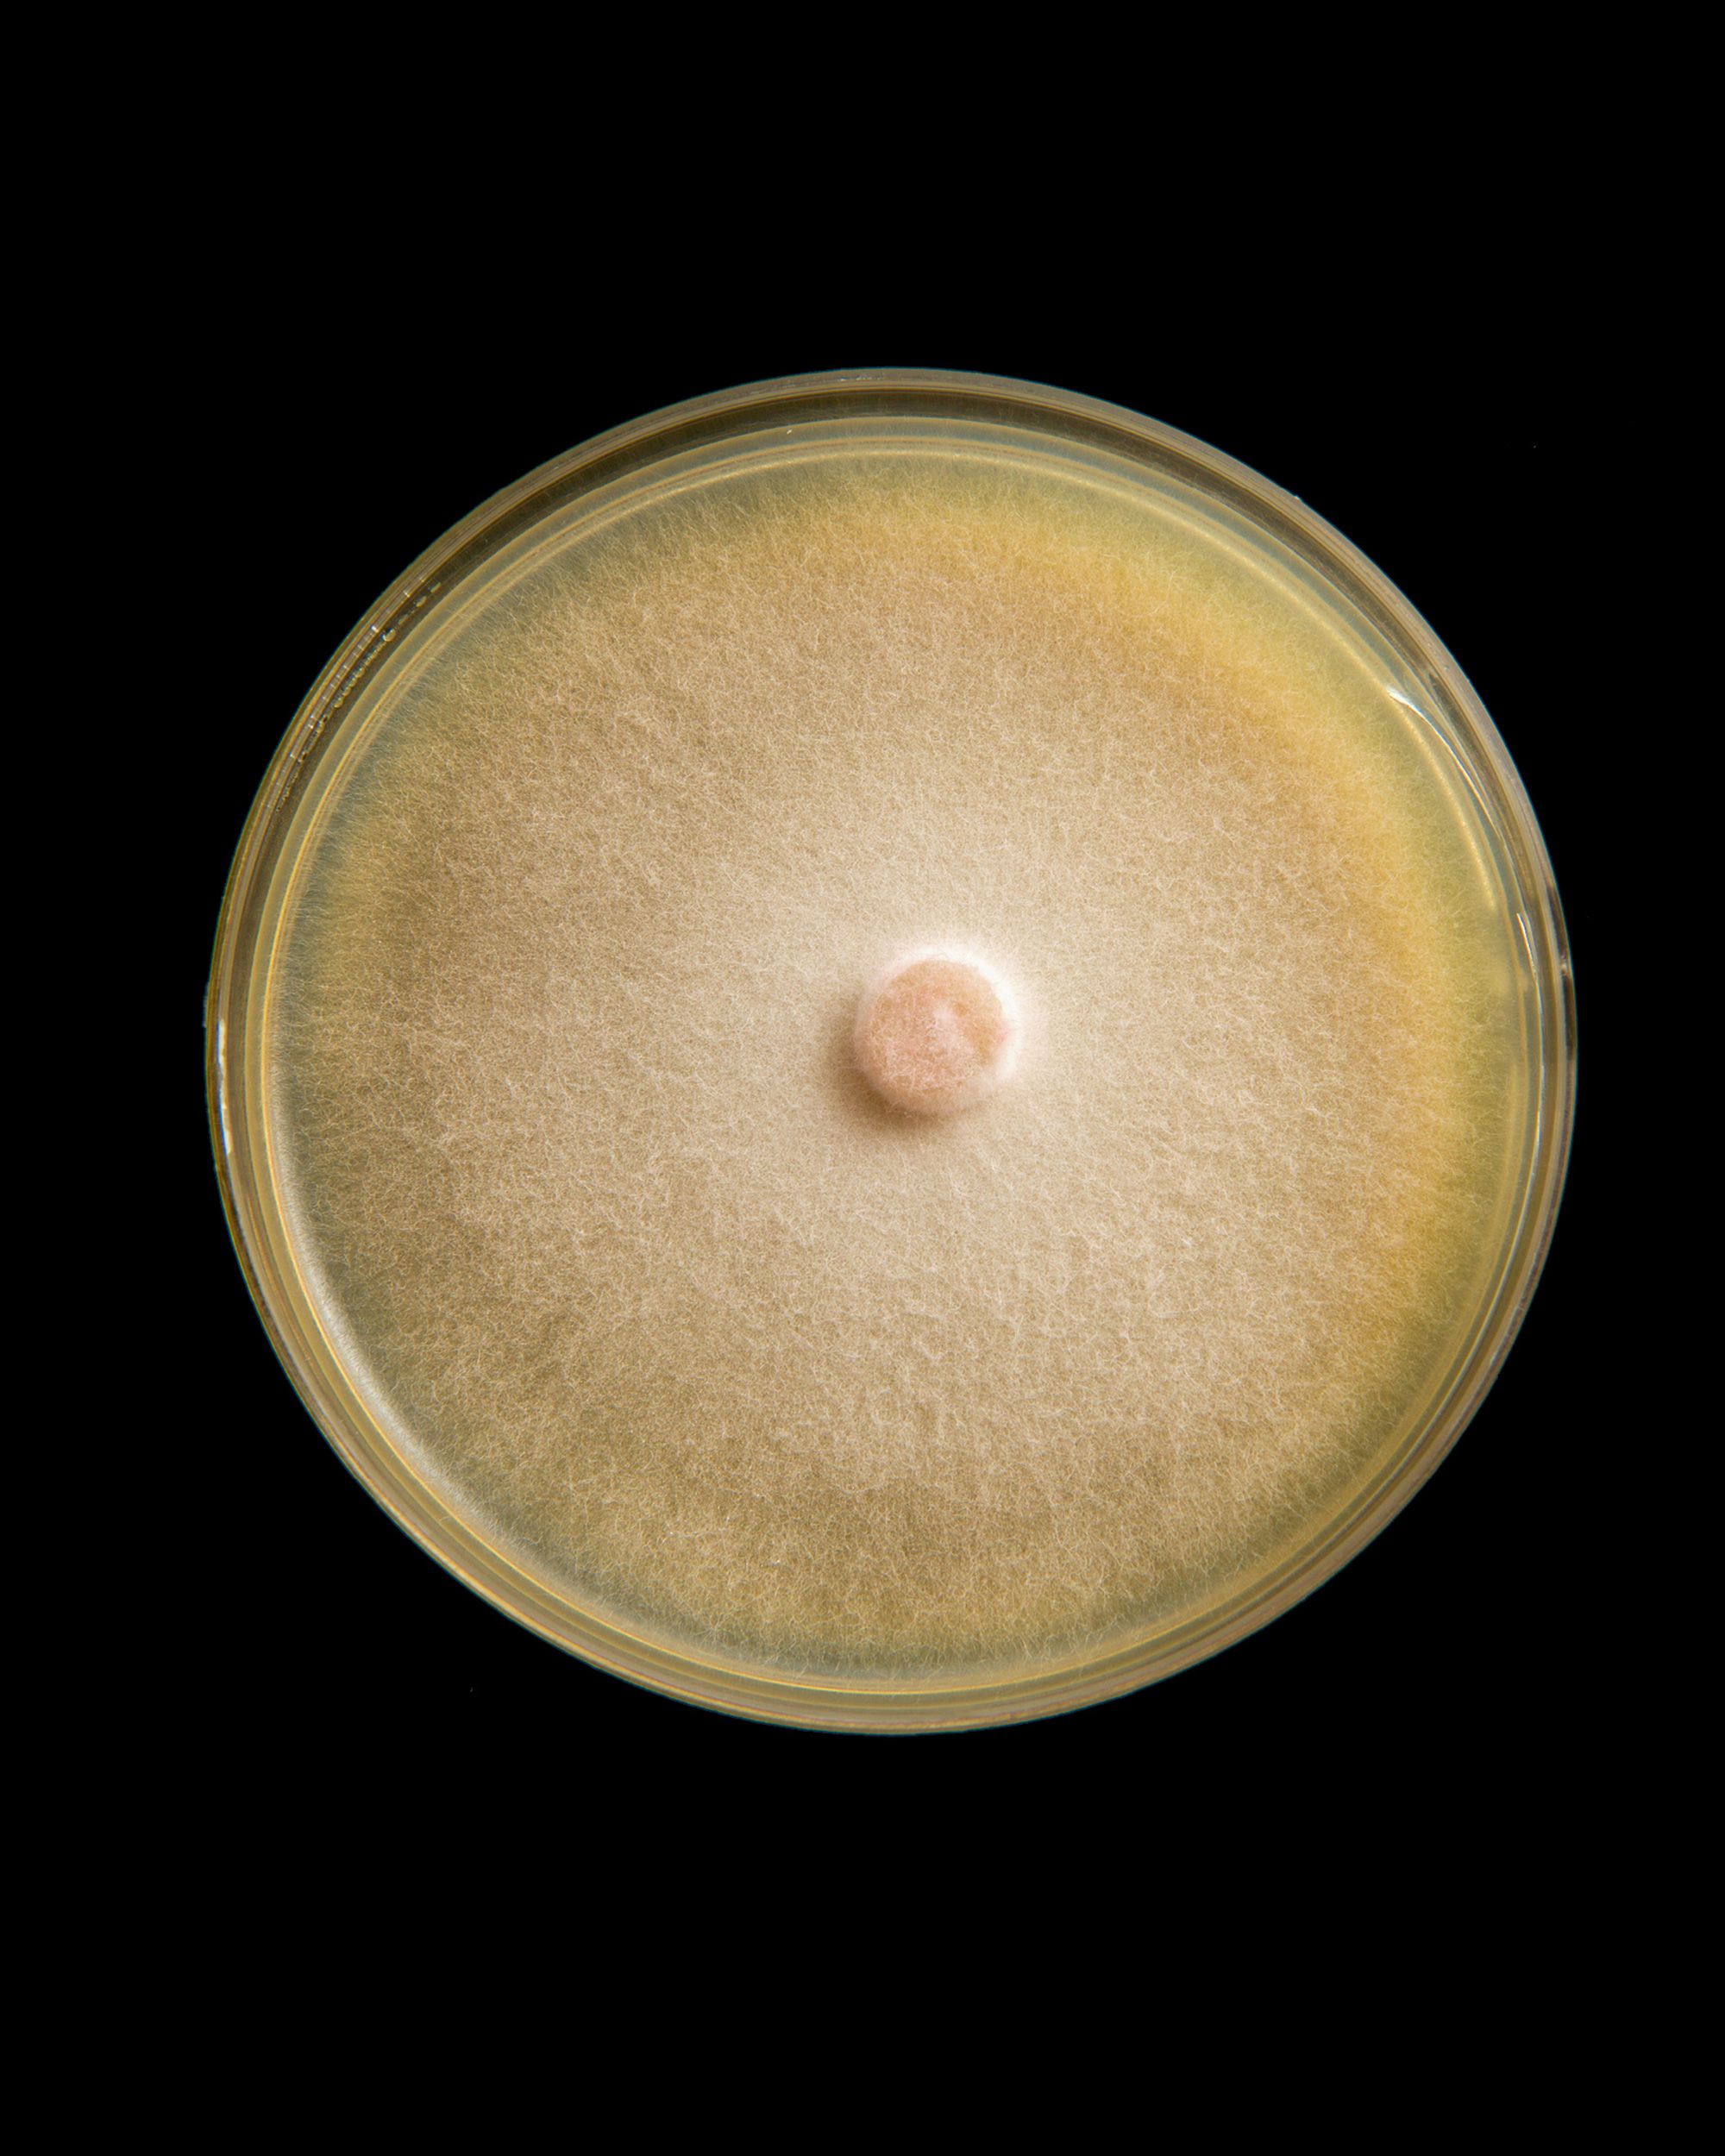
[208,371,1574,1730]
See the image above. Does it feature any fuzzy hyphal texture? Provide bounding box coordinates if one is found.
[272,446,1518,1675]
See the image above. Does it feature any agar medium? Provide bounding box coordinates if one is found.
[207,372,1573,1730]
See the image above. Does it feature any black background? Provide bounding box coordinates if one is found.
[167,273,1601,1834]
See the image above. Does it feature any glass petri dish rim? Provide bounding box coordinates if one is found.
[206,368,1577,1732]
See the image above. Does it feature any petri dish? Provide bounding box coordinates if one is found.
[207,370,1574,1730]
